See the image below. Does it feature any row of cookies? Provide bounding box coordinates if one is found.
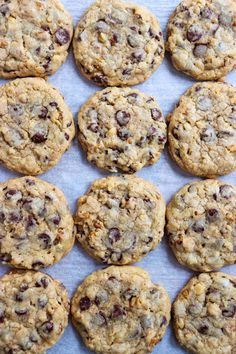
[0,0,235,84]
[0,266,235,353]
[0,174,235,273]
[0,78,235,177]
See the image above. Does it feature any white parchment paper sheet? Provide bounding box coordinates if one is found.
[0,0,235,353]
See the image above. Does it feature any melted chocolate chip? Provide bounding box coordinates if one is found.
[160,316,167,327]
[51,215,61,226]
[110,33,118,46]
[206,209,219,223]
[192,221,205,233]
[92,75,108,86]
[15,293,24,302]
[31,133,47,144]
[200,7,213,19]
[117,128,131,141]
[115,111,130,126]
[38,297,48,309]
[55,28,70,45]
[0,4,9,16]
[151,108,162,121]
[198,325,209,335]
[9,212,22,223]
[38,233,52,249]
[5,189,17,199]
[15,309,28,316]
[79,297,91,311]
[40,320,54,333]
[38,107,48,119]
[122,68,132,76]
[19,284,29,292]
[49,101,58,108]
[222,305,236,317]
[43,56,51,70]
[219,185,233,199]
[108,228,121,244]
[35,277,49,288]
[111,304,125,319]
[32,261,44,269]
[65,133,70,140]
[187,25,202,42]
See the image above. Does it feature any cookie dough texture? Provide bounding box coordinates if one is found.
[168,82,236,177]
[167,179,236,272]
[0,0,73,78]
[73,0,164,86]
[71,266,171,354]
[0,78,75,175]
[74,175,165,265]
[0,270,69,354]
[166,0,236,80]
[173,272,236,354]
[0,176,74,269]
[78,87,166,173]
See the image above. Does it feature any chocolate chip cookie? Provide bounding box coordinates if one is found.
[74,175,165,265]
[173,272,236,354]
[78,87,166,173]
[0,78,75,175]
[0,0,73,78]
[0,176,74,270]
[168,82,236,177]
[73,0,164,86]
[71,266,171,354]
[0,269,69,353]
[166,0,236,80]
[166,179,236,272]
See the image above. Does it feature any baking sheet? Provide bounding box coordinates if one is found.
[0,0,235,353]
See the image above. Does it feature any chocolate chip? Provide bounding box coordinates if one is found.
[92,75,108,86]
[31,133,47,144]
[38,233,52,249]
[79,297,91,311]
[220,185,234,199]
[122,288,137,301]
[43,56,51,70]
[55,28,70,45]
[198,325,209,335]
[131,49,146,63]
[40,320,54,333]
[122,68,132,76]
[25,179,35,186]
[32,261,44,269]
[217,130,234,138]
[147,127,158,141]
[222,304,236,317]
[15,293,24,302]
[9,212,22,223]
[19,283,29,292]
[151,108,162,121]
[15,309,28,316]
[111,304,125,319]
[194,44,207,58]
[200,127,216,142]
[206,208,219,223]
[38,107,48,119]
[41,25,51,34]
[192,220,205,233]
[110,33,118,46]
[108,228,121,244]
[160,316,167,327]
[88,123,99,133]
[187,25,203,42]
[117,128,131,141]
[65,133,70,140]
[51,214,61,226]
[115,111,130,126]
[0,212,5,223]
[0,4,9,16]
[9,104,24,118]
[49,101,58,108]
[26,215,36,229]
[200,7,213,19]
[5,189,17,199]
[35,277,49,288]
[38,296,48,309]
[136,136,146,147]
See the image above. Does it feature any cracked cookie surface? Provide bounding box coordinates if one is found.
[173,272,236,354]
[0,176,74,269]
[0,0,73,78]
[0,269,69,354]
[166,179,236,272]
[71,266,171,354]
[74,175,165,265]
[73,0,164,86]
[78,87,166,173]
[166,0,236,80]
[168,82,236,177]
[0,78,75,175]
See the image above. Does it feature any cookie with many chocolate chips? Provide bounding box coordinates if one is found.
[73,0,164,86]
[71,266,171,354]
[74,175,165,265]
[0,269,69,353]
[166,0,236,80]
[0,176,74,269]
[0,0,73,78]
[168,82,236,177]
[0,78,75,175]
[173,272,236,354]
[166,179,236,272]
[78,87,166,173]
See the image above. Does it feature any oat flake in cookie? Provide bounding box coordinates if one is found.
[168,82,236,178]
[0,78,75,175]
[78,87,166,173]
[166,180,236,272]
[0,270,69,353]
[71,266,171,354]
[74,175,165,265]
[173,272,236,354]
[0,0,73,78]
[166,0,236,80]
[73,0,164,86]
[0,176,74,269]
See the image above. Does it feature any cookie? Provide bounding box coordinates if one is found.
[168,82,236,178]
[166,179,236,272]
[0,176,74,270]
[73,0,164,86]
[0,0,73,78]
[173,272,236,354]
[166,0,236,80]
[78,87,166,173]
[74,175,165,265]
[0,269,69,353]
[0,78,75,175]
[71,266,171,354]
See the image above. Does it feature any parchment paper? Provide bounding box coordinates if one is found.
[0,0,235,353]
